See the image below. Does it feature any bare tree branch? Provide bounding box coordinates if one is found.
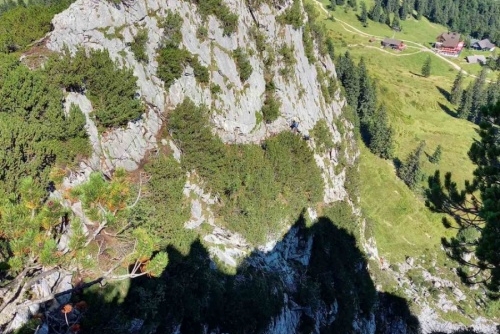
[126,172,143,210]
[15,278,105,311]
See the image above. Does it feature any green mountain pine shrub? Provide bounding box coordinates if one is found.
[167,99,324,244]
[0,54,90,194]
[46,48,144,130]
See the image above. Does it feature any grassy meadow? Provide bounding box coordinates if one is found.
[312,0,480,263]
[310,0,500,322]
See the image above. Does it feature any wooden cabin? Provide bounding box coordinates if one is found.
[381,38,406,51]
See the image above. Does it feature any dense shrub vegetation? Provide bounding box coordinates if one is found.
[277,0,304,29]
[130,28,149,63]
[133,155,194,253]
[261,92,281,123]
[303,25,316,63]
[0,53,90,194]
[310,119,335,153]
[233,47,253,82]
[189,0,238,36]
[278,44,296,77]
[303,2,329,60]
[157,10,209,87]
[46,48,144,130]
[0,0,73,53]
[168,99,324,244]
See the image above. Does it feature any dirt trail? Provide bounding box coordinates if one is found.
[311,0,486,79]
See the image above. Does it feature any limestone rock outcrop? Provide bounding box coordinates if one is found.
[47,0,349,204]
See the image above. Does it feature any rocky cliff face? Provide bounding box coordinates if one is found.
[41,0,363,331]
[47,0,347,171]
[8,0,496,333]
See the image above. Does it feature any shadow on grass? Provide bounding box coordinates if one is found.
[409,71,426,77]
[393,156,403,171]
[437,101,458,118]
[435,86,450,101]
[14,212,487,334]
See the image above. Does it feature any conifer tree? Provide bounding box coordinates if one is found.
[450,71,464,105]
[369,0,381,21]
[415,0,426,19]
[0,170,169,324]
[337,51,360,108]
[367,105,394,159]
[399,0,409,20]
[457,82,473,119]
[347,0,357,10]
[330,0,336,10]
[429,145,442,164]
[421,55,432,77]
[391,12,401,30]
[379,10,387,24]
[486,75,500,106]
[385,11,391,26]
[360,1,368,26]
[469,67,488,123]
[398,141,425,189]
[357,57,377,121]
[426,103,500,295]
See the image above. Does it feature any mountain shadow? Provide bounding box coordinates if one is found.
[21,212,431,334]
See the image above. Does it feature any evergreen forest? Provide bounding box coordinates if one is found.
[362,0,500,43]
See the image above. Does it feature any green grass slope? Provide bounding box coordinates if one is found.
[316,1,479,261]
[311,0,500,322]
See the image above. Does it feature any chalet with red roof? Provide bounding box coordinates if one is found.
[435,32,464,57]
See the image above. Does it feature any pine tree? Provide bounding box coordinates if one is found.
[330,0,336,10]
[415,0,426,19]
[399,0,409,20]
[337,51,360,108]
[369,0,381,21]
[360,1,368,26]
[425,103,500,295]
[450,71,464,105]
[0,170,169,321]
[486,75,500,106]
[469,67,488,123]
[379,10,387,24]
[398,141,425,189]
[385,11,391,26]
[457,82,473,119]
[391,12,401,30]
[357,57,377,121]
[367,105,394,159]
[429,145,442,164]
[421,55,431,77]
[347,0,357,10]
